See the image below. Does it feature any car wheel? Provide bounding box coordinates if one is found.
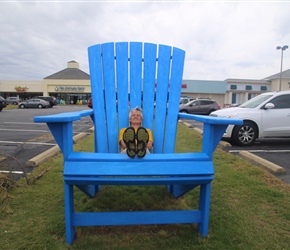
[38,104,43,109]
[0,108,2,112]
[13,101,17,105]
[232,121,257,146]
[180,110,188,113]
[20,104,25,109]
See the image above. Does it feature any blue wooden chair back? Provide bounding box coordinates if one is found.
[88,42,185,154]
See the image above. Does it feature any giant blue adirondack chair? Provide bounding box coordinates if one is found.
[34,42,242,245]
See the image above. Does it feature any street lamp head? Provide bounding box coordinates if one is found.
[276,45,288,91]
[277,45,288,50]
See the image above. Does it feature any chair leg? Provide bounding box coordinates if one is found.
[64,182,75,244]
[198,183,211,236]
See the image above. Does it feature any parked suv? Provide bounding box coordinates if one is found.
[0,96,7,111]
[32,96,57,108]
[179,98,220,115]
[210,90,290,146]
[5,96,21,105]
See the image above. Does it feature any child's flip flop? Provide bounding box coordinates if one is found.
[123,127,136,158]
[136,127,149,158]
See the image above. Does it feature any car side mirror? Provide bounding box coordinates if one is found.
[264,103,275,109]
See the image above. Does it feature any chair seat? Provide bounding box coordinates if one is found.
[64,152,214,185]
[65,152,213,176]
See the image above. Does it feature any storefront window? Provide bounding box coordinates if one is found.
[260,86,267,91]
[53,93,91,105]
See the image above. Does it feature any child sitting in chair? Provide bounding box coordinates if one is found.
[119,106,153,158]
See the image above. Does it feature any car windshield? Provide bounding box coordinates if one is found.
[185,100,195,106]
[239,94,273,108]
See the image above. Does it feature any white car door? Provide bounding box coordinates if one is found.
[261,94,290,137]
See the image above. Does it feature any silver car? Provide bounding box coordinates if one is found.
[179,99,220,115]
[18,99,50,109]
[6,97,21,105]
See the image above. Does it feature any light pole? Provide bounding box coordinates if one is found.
[276,45,288,91]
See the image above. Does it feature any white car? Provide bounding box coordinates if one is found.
[210,90,290,146]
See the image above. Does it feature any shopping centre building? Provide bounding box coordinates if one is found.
[1,60,289,107]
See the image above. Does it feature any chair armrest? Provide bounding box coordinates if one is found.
[179,113,242,125]
[178,113,243,157]
[34,110,93,123]
[34,110,94,157]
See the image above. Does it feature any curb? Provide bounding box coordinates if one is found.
[239,151,286,174]
[180,120,286,174]
[25,132,87,167]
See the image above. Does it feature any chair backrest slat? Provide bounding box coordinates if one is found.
[153,45,172,153]
[88,44,108,153]
[88,42,185,154]
[102,43,118,153]
[129,42,143,109]
[164,47,186,153]
[142,43,157,131]
[116,42,129,132]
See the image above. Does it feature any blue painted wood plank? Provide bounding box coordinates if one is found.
[64,182,75,244]
[116,42,130,134]
[88,44,108,153]
[164,47,185,153]
[171,184,199,198]
[154,45,172,153]
[67,151,210,161]
[75,184,98,197]
[179,113,243,125]
[129,42,143,109]
[142,43,157,131]
[73,210,201,226]
[198,183,211,236]
[34,110,93,122]
[64,176,213,186]
[64,159,214,177]
[102,43,118,153]
[47,122,73,158]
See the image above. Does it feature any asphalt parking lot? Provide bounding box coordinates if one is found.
[181,118,290,184]
[0,105,93,179]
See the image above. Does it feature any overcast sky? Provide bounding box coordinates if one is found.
[1,1,290,81]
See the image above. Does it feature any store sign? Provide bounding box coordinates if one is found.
[55,86,85,92]
[15,86,28,92]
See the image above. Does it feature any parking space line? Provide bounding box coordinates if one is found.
[229,149,290,153]
[0,170,24,174]
[0,128,50,132]
[4,122,46,125]
[0,141,57,146]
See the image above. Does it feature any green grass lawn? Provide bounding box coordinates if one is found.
[1,123,290,249]
[4,104,19,110]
